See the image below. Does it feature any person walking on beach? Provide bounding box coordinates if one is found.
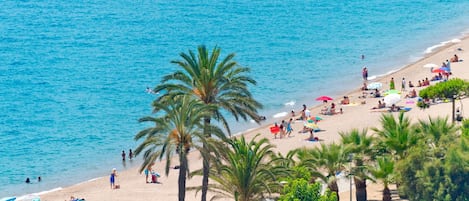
[390,77,395,90]
[362,67,368,81]
[279,120,286,139]
[286,118,293,137]
[129,149,133,160]
[121,150,126,161]
[401,77,406,91]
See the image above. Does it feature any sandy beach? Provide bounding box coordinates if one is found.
[35,36,469,201]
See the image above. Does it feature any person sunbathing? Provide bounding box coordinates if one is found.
[371,100,386,109]
[405,89,417,98]
[450,54,459,62]
[340,96,350,105]
[408,81,414,88]
[390,104,401,112]
[374,89,381,98]
[361,83,368,91]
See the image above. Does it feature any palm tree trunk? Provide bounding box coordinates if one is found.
[354,177,367,201]
[382,186,391,201]
[328,180,339,201]
[201,118,211,201]
[354,159,367,201]
[179,153,188,201]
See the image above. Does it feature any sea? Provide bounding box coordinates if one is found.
[1,0,469,198]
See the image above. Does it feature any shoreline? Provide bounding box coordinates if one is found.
[16,32,469,201]
[234,33,469,137]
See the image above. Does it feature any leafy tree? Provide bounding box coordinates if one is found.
[153,45,263,201]
[193,134,287,201]
[418,78,469,122]
[279,179,337,201]
[134,96,223,201]
[340,128,375,201]
[396,117,469,201]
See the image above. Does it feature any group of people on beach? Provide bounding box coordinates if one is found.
[271,118,293,139]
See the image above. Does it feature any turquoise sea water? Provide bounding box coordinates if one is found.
[1,0,469,197]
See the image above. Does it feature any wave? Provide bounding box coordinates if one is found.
[424,38,462,54]
[284,100,296,106]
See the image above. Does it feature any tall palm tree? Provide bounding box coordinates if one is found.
[153,45,263,201]
[370,156,395,201]
[340,129,375,201]
[134,96,223,201]
[298,143,349,200]
[193,134,287,201]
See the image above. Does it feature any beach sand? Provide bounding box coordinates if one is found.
[38,37,469,201]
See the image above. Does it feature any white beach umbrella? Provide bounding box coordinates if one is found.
[384,93,401,105]
[423,63,438,68]
[367,82,382,90]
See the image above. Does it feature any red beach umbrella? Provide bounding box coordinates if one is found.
[432,68,445,73]
[316,96,333,101]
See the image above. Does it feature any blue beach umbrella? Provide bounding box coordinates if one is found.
[439,67,450,72]
[367,82,382,90]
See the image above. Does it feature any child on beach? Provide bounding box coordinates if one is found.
[110,168,118,189]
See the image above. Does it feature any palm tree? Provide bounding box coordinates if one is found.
[416,116,457,148]
[134,96,223,201]
[298,143,349,200]
[340,129,375,201]
[370,156,395,201]
[153,45,263,201]
[193,134,287,201]
[371,113,418,160]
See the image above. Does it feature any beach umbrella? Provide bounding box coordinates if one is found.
[432,68,445,73]
[304,122,319,129]
[316,96,333,101]
[439,67,450,72]
[383,89,401,96]
[384,93,401,105]
[308,116,323,121]
[423,63,438,68]
[367,82,382,90]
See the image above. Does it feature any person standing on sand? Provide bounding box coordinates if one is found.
[286,118,293,137]
[110,168,117,189]
[362,67,368,81]
[401,77,406,91]
[390,77,395,90]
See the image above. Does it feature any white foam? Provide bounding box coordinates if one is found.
[451,38,461,43]
[424,38,462,54]
[284,100,295,106]
[272,112,288,118]
[366,75,377,81]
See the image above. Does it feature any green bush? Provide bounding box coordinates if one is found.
[279,179,337,201]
